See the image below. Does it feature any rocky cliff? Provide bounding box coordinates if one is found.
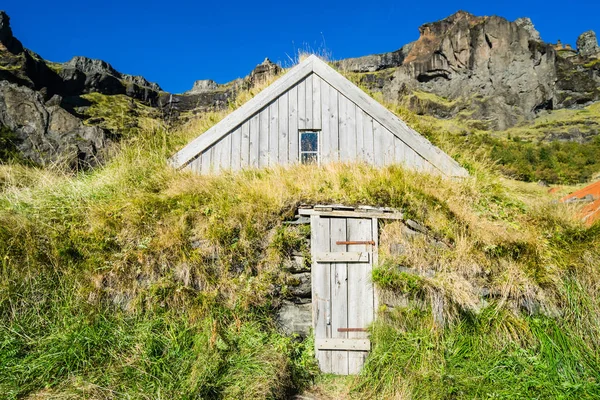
[344,11,600,130]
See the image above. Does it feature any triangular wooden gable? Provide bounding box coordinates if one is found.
[169,55,468,178]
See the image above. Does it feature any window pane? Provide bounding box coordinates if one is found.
[301,152,318,164]
[301,132,318,152]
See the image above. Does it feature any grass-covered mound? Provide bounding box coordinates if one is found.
[0,109,599,398]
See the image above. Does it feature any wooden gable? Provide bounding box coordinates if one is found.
[169,55,468,178]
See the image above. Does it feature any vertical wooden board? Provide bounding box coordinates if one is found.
[356,108,364,162]
[311,215,332,373]
[338,95,350,161]
[320,79,332,163]
[347,100,357,161]
[382,127,395,166]
[278,92,289,164]
[201,150,211,174]
[329,85,339,162]
[363,113,374,164]
[210,146,219,174]
[259,106,270,167]
[241,122,250,169]
[305,74,313,128]
[298,79,306,130]
[347,218,374,374]
[231,127,242,171]
[269,100,279,166]
[218,134,232,171]
[312,74,322,130]
[330,217,349,375]
[372,218,379,316]
[249,114,260,168]
[404,146,418,170]
[373,121,385,167]
[288,85,299,163]
[187,155,200,174]
[393,136,407,168]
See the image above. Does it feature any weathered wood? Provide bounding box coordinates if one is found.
[298,79,306,130]
[268,100,279,166]
[372,218,380,316]
[312,57,468,177]
[320,78,332,163]
[288,85,299,163]
[330,217,349,375]
[373,120,385,167]
[278,91,289,164]
[315,252,369,263]
[328,84,339,162]
[218,132,232,170]
[201,150,211,174]
[363,112,374,164]
[241,122,250,167]
[347,99,357,161]
[356,107,364,161]
[231,127,241,171]
[338,95,350,161]
[249,114,260,168]
[347,218,374,374]
[305,74,313,128]
[312,215,332,373]
[259,104,270,167]
[170,57,314,169]
[312,74,322,130]
[382,126,395,165]
[315,338,371,351]
[298,208,404,220]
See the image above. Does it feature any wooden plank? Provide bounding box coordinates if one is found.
[316,252,369,263]
[311,215,332,373]
[315,338,371,351]
[230,127,242,171]
[249,114,260,168]
[210,146,219,174]
[372,218,379,319]
[394,135,407,168]
[373,120,385,167]
[305,74,313,128]
[347,218,374,374]
[241,121,250,168]
[330,217,349,375]
[288,85,299,163]
[170,56,314,169]
[201,150,211,174]
[269,100,279,166]
[382,126,395,165]
[278,91,289,164]
[329,84,339,162]
[313,74,322,130]
[338,95,350,162]
[356,108,364,162]
[363,113,374,164]
[218,132,232,170]
[259,105,270,167]
[320,78,332,163]
[298,209,404,220]
[312,57,468,177]
[298,78,306,130]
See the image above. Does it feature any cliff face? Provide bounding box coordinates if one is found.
[345,11,600,131]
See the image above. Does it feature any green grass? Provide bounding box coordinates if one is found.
[0,65,599,398]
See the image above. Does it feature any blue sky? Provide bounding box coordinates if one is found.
[3,1,599,93]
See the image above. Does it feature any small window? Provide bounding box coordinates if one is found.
[300,131,319,164]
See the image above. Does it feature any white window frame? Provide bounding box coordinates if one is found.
[299,130,320,165]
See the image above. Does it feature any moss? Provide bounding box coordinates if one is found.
[583,59,600,68]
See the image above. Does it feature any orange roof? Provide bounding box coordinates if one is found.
[560,180,600,226]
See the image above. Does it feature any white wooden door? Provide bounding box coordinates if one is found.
[310,215,377,375]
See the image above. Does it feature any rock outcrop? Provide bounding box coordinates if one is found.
[185,79,219,94]
[353,11,557,130]
[0,81,106,167]
[335,42,414,73]
[577,31,600,58]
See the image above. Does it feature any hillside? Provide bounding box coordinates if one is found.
[1,9,600,400]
